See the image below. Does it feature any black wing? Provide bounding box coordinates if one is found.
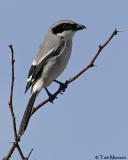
[25,38,65,93]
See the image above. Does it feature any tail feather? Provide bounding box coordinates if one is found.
[24,81,32,94]
[18,92,38,136]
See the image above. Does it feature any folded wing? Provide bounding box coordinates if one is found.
[25,38,66,93]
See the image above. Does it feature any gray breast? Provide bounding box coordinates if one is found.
[41,40,72,87]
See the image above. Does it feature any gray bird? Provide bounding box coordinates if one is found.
[18,19,86,136]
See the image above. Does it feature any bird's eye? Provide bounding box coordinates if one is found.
[62,23,69,30]
[63,24,66,28]
[72,23,78,29]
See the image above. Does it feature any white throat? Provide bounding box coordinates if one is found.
[57,30,75,40]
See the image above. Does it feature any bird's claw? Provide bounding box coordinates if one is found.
[49,94,57,103]
[59,81,68,92]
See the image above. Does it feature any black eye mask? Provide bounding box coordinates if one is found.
[52,23,78,34]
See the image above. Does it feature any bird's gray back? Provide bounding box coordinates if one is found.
[34,31,61,64]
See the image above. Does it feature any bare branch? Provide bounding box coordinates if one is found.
[8,44,17,139]
[26,148,34,160]
[31,29,118,115]
[16,145,26,160]
[3,45,25,160]
[3,142,17,160]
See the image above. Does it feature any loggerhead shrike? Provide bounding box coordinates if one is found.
[18,20,86,136]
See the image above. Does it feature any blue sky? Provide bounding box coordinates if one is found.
[0,0,128,159]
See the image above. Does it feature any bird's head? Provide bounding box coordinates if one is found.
[51,20,86,40]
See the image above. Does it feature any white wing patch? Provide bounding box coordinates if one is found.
[32,60,36,65]
[27,75,32,82]
[37,48,55,65]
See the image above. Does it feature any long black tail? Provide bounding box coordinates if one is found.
[18,92,38,136]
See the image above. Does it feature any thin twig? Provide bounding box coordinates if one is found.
[3,135,24,160]
[3,45,25,160]
[31,28,118,115]
[3,141,17,160]
[8,44,17,140]
[26,148,34,160]
[16,145,26,160]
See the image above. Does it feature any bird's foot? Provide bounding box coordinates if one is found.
[45,87,57,103]
[49,94,57,103]
[59,81,68,92]
[54,80,68,92]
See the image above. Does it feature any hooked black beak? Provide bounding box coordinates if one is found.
[75,24,86,31]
